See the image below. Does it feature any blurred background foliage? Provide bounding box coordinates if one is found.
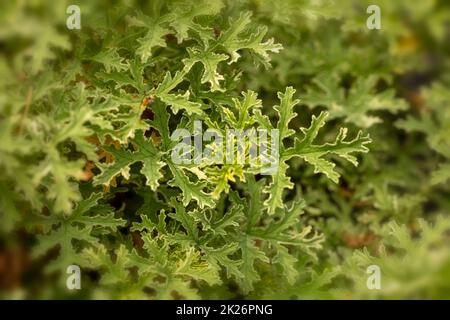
[0,0,449,299]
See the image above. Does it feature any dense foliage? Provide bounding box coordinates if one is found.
[0,0,449,299]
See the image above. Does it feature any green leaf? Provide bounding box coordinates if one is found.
[431,163,450,185]
[238,237,269,294]
[134,19,168,63]
[263,161,293,215]
[274,87,300,142]
[219,12,282,67]
[91,48,128,73]
[167,161,215,209]
[183,47,228,91]
[286,112,371,183]
[33,193,126,272]
[303,73,408,128]
[159,91,203,115]
[167,0,224,43]
[94,131,165,191]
